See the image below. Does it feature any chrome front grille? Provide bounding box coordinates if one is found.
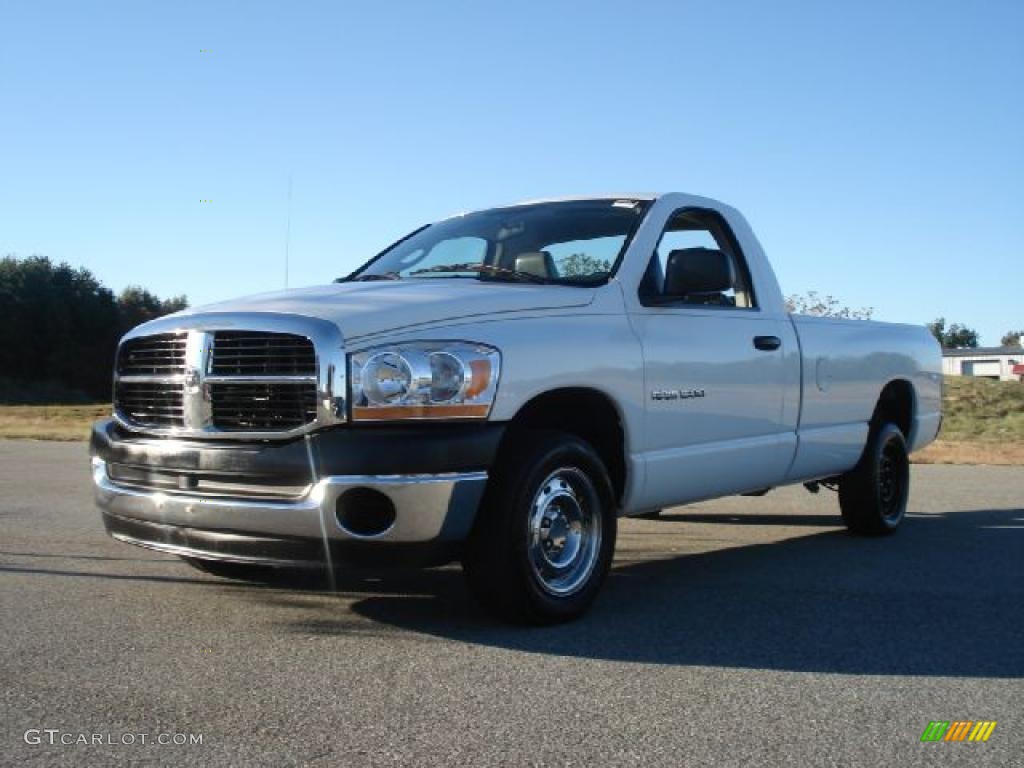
[210,331,316,376]
[114,381,185,427]
[210,381,318,430]
[112,316,346,439]
[117,333,187,376]
[114,334,188,428]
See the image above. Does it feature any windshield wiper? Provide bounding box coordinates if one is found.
[409,262,550,284]
[342,271,401,282]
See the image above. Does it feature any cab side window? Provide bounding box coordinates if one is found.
[639,209,756,309]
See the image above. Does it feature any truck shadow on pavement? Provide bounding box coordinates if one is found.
[321,507,1024,678]
[4,507,1018,678]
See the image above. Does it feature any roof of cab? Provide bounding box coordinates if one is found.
[444,194,660,220]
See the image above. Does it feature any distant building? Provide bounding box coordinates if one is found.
[941,347,1022,381]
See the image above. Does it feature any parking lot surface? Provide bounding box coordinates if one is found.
[1,440,1021,766]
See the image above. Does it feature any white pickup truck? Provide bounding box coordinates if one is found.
[91,193,942,623]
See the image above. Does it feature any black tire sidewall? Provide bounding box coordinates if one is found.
[841,422,910,533]
[466,430,617,622]
[872,424,910,529]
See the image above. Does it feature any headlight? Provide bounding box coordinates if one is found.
[350,341,500,421]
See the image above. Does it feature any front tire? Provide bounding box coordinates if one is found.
[839,422,910,535]
[463,431,617,624]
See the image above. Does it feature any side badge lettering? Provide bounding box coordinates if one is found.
[651,388,706,401]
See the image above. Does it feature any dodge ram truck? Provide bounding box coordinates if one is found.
[91,193,942,623]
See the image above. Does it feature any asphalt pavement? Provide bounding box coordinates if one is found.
[1,440,1021,767]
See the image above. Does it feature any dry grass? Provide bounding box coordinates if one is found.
[909,375,1024,465]
[912,440,1024,466]
[0,404,110,441]
[0,376,1021,465]
[935,374,1024,442]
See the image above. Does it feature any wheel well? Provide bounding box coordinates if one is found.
[501,388,627,503]
[873,379,914,439]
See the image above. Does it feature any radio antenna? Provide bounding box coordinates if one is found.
[284,173,293,288]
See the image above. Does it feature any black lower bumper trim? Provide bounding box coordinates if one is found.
[102,511,325,566]
[103,512,464,568]
[310,423,504,476]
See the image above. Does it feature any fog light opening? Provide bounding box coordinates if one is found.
[335,488,397,538]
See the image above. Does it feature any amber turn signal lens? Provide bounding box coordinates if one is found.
[352,404,491,421]
[465,359,491,399]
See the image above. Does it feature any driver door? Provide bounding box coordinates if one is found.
[629,207,797,509]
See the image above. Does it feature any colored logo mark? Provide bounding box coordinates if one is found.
[920,721,997,742]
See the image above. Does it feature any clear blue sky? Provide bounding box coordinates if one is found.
[2,0,1021,344]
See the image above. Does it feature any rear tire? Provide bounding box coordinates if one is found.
[463,431,617,624]
[839,422,910,535]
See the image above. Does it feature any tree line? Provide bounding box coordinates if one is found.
[924,319,1023,349]
[0,255,187,403]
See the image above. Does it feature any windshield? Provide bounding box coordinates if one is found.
[347,198,651,285]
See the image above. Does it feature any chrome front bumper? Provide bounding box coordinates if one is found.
[92,458,487,567]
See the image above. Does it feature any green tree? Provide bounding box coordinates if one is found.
[0,255,188,402]
[558,253,612,278]
[118,286,188,333]
[784,291,873,319]
[927,317,979,349]
[1000,330,1023,347]
[0,255,122,400]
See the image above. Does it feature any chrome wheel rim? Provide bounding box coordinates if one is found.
[527,467,601,597]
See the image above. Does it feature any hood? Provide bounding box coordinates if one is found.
[171,279,595,340]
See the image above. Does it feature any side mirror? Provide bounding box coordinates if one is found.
[664,248,733,297]
[513,251,556,279]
